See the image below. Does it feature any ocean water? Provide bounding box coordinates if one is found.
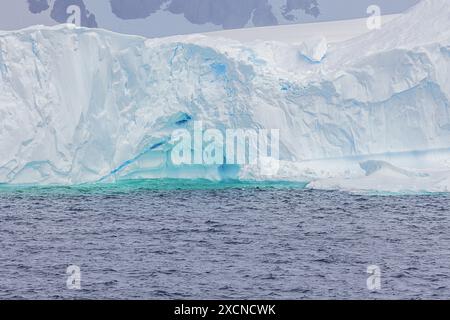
[0,180,449,300]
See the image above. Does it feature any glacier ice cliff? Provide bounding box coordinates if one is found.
[1,0,450,192]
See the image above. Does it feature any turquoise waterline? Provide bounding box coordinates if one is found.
[0,179,308,195]
[2,180,446,196]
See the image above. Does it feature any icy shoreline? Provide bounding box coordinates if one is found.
[0,0,450,192]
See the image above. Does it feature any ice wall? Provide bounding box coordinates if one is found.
[0,0,450,191]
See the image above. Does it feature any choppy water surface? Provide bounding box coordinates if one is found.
[0,180,449,299]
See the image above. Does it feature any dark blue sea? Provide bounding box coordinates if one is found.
[1,180,449,299]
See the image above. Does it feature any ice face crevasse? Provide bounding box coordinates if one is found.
[0,0,450,192]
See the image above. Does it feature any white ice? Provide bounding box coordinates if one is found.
[0,0,450,193]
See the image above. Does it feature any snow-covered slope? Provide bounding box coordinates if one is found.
[202,15,400,44]
[1,0,450,192]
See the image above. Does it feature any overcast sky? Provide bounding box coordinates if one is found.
[0,0,421,37]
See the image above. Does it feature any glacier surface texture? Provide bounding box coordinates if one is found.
[1,0,450,192]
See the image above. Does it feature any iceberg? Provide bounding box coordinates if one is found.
[0,0,450,192]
